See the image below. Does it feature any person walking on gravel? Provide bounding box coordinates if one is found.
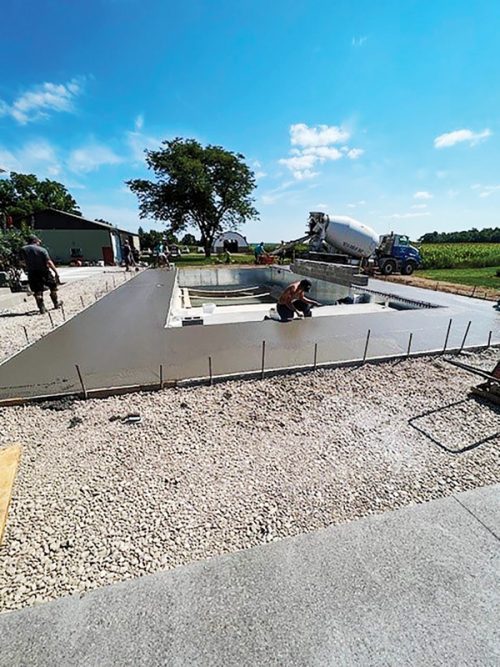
[20,235,62,315]
[276,279,321,321]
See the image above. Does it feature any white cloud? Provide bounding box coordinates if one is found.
[68,144,122,173]
[290,123,350,148]
[411,203,427,210]
[346,148,364,159]
[255,171,267,180]
[384,212,431,220]
[413,191,433,200]
[473,184,500,198]
[0,78,84,124]
[134,114,144,131]
[447,189,459,198]
[352,36,367,47]
[434,128,492,149]
[280,123,363,180]
[126,116,161,164]
[0,139,61,176]
[347,200,366,209]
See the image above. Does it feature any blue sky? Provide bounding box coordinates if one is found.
[1,0,499,241]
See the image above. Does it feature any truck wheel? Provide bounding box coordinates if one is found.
[402,261,416,276]
[381,260,396,276]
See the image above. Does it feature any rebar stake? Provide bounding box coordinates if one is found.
[61,304,66,321]
[443,319,452,353]
[313,342,318,370]
[208,356,213,386]
[23,326,29,345]
[75,364,88,399]
[47,311,55,329]
[159,364,163,389]
[406,332,413,358]
[261,341,266,379]
[487,331,492,348]
[80,296,85,308]
[362,329,371,363]
[459,321,471,353]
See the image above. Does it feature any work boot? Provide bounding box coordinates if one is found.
[35,296,46,314]
[51,293,62,309]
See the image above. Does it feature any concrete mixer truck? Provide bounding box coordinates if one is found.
[307,211,422,275]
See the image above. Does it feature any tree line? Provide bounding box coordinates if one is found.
[418,228,500,244]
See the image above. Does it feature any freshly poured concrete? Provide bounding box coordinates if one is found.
[0,485,498,666]
[0,268,498,402]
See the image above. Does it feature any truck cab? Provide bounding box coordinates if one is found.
[376,234,422,275]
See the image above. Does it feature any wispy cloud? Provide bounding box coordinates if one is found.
[347,200,366,209]
[471,183,500,198]
[384,211,431,220]
[68,143,123,173]
[411,203,428,210]
[0,78,85,124]
[279,123,364,179]
[0,139,62,176]
[352,36,367,47]
[413,191,433,200]
[434,128,492,149]
[126,115,161,164]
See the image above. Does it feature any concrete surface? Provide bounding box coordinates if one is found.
[0,268,498,402]
[0,444,21,544]
[0,485,498,666]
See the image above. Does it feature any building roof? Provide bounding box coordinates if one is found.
[33,208,138,236]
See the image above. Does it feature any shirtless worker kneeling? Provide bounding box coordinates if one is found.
[276,279,321,321]
[20,235,62,314]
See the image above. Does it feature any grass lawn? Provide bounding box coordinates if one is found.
[172,253,256,266]
[419,267,500,289]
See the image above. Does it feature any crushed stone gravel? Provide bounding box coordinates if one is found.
[0,348,499,613]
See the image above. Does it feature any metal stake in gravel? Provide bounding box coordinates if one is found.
[47,311,55,329]
[159,364,163,390]
[313,343,318,370]
[208,356,213,386]
[75,364,88,399]
[60,304,66,322]
[443,319,453,353]
[407,332,413,358]
[113,276,116,288]
[22,326,29,345]
[261,341,266,379]
[362,329,371,363]
[488,331,492,348]
[80,295,85,308]
[459,321,472,353]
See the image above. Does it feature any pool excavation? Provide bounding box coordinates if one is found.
[0,264,498,405]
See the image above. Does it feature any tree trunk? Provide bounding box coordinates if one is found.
[203,237,212,258]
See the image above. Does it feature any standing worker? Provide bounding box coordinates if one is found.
[254,241,266,264]
[276,279,321,321]
[20,235,62,315]
[122,240,133,272]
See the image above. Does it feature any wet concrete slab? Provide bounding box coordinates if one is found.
[0,269,498,402]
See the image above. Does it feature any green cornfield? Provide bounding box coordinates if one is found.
[418,243,500,269]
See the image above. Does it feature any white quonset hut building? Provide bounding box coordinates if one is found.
[212,231,249,254]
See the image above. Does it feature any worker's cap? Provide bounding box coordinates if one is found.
[28,235,41,244]
[299,279,312,291]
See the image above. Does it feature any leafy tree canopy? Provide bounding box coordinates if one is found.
[180,233,197,246]
[418,227,500,244]
[127,138,259,256]
[0,172,81,226]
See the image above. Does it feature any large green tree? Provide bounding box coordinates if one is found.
[0,172,81,226]
[126,138,259,257]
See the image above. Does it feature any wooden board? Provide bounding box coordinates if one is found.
[0,444,21,545]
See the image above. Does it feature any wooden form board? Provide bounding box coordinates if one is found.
[0,444,21,545]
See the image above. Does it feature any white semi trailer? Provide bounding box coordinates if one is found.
[307,211,422,275]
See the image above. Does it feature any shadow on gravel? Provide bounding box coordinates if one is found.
[0,311,39,318]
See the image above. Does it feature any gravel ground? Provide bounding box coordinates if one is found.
[0,270,136,364]
[0,348,499,613]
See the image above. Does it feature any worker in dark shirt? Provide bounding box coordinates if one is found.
[20,235,61,314]
[122,241,133,272]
